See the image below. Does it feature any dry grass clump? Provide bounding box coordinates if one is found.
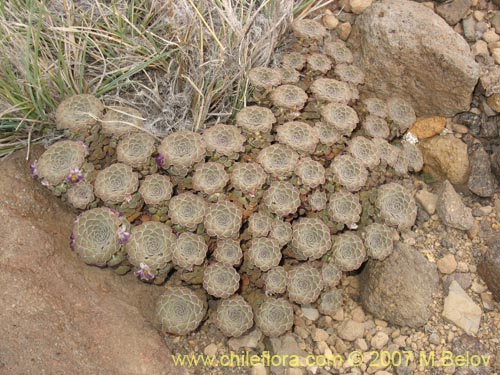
[0,0,323,158]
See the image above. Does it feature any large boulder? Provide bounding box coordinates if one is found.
[0,149,184,375]
[360,243,439,328]
[348,0,479,117]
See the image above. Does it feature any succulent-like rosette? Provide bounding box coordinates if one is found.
[203,124,246,156]
[372,138,400,167]
[248,67,283,89]
[56,94,104,132]
[294,157,326,189]
[192,162,229,195]
[387,97,416,133]
[36,140,88,185]
[230,162,267,195]
[157,130,206,169]
[321,103,359,136]
[376,183,417,231]
[308,189,328,211]
[276,121,319,154]
[248,237,282,272]
[126,221,176,274]
[168,192,207,230]
[116,132,156,168]
[263,181,301,217]
[363,223,394,260]
[328,190,362,227]
[139,174,173,206]
[348,136,380,169]
[264,266,288,295]
[287,263,322,305]
[257,144,299,178]
[318,289,342,316]
[324,39,354,64]
[204,200,242,238]
[315,122,342,146]
[402,141,423,172]
[156,286,207,335]
[94,163,139,204]
[248,211,273,238]
[269,220,293,247]
[213,239,243,266]
[334,64,365,85]
[311,78,355,104]
[362,115,390,139]
[330,154,368,192]
[270,85,308,111]
[291,19,327,41]
[279,66,301,84]
[292,217,331,260]
[255,297,294,337]
[235,106,276,133]
[281,52,306,70]
[203,262,240,299]
[71,207,129,266]
[172,232,208,269]
[214,295,254,337]
[321,262,342,288]
[306,53,332,74]
[331,232,366,272]
[67,181,95,209]
[363,97,388,118]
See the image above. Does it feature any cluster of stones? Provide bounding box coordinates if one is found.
[32,17,423,338]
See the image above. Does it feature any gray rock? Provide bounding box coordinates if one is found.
[348,0,479,117]
[467,145,496,197]
[265,334,307,373]
[443,273,472,293]
[452,335,493,375]
[491,12,500,34]
[415,190,438,215]
[481,116,500,138]
[436,180,475,230]
[360,243,439,328]
[301,305,320,321]
[491,147,500,182]
[435,0,472,25]
[462,16,477,42]
[479,64,500,96]
[228,328,262,351]
[478,241,500,301]
[443,281,482,334]
[337,320,365,341]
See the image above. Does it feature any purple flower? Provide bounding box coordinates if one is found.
[155,154,165,168]
[67,167,84,185]
[134,263,155,281]
[117,224,131,245]
[30,160,39,178]
[77,141,90,156]
[69,233,76,250]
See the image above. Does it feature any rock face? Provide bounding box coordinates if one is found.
[478,241,500,301]
[0,150,183,375]
[419,135,470,185]
[348,0,479,117]
[360,243,439,328]
[435,0,471,25]
[467,145,496,197]
[436,180,475,231]
[443,281,482,335]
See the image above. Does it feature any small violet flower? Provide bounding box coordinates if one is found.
[67,168,84,185]
[108,208,124,217]
[69,233,76,250]
[134,262,155,281]
[30,160,39,178]
[117,224,131,245]
[155,154,165,168]
[77,140,90,156]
